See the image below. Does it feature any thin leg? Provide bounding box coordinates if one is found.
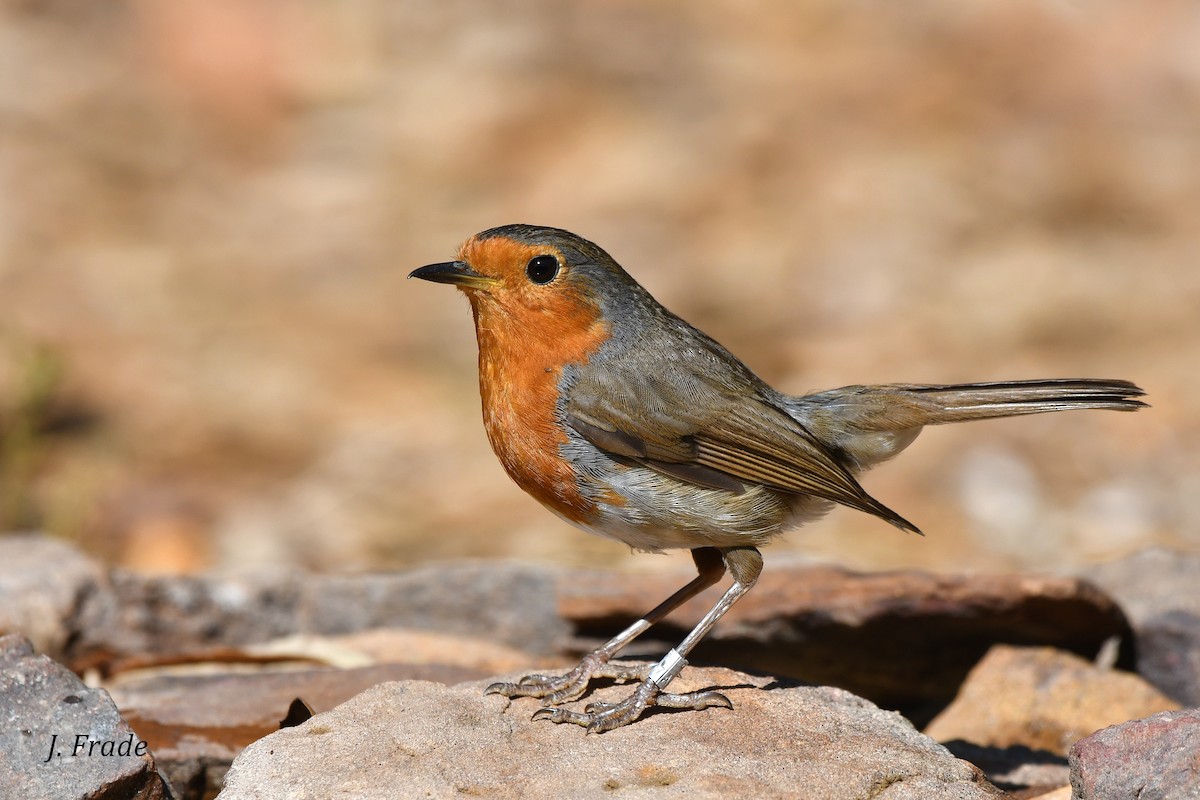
[485,547,726,704]
[533,546,763,733]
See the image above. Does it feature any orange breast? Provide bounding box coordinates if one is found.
[468,289,611,525]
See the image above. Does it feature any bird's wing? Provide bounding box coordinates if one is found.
[564,354,918,532]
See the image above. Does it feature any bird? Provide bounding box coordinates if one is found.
[409,224,1146,733]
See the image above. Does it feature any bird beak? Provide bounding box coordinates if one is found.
[408,261,498,290]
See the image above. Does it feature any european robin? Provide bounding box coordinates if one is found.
[410,224,1146,733]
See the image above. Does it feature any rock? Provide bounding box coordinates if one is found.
[307,562,567,653]
[1030,789,1072,800]
[70,560,568,674]
[1085,549,1200,620]
[109,660,495,799]
[72,568,306,670]
[4,536,1166,798]
[0,634,167,800]
[253,627,550,673]
[925,645,1179,756]
[1068,708,1200,799]
[1135,611,1200,707]
[940,740,1070,798]
[558,562,1135,722]
[0,534,105,658]
[1085,548,1200,705]
[8,529,1123,729]
[56,545,1126,715]
[217,667,1005,800]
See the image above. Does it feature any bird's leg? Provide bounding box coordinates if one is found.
[485,547,726,705]
[532,546,763,733]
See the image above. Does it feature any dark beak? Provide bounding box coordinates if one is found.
[408,261,498,290]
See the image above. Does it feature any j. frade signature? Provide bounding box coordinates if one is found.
[42,733,148,762]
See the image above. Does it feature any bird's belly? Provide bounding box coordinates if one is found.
[562,437,829,552]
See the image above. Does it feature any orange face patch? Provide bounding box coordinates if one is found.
[457,234,554,283]
[455,235,611,524]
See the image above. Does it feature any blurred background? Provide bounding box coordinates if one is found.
[0,0,1195,578]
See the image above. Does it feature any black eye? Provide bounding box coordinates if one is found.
[525,255,560,285]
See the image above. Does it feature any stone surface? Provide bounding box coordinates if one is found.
[1085,548,1200,705]
[1030,789,1072,800]
[925,645,1179,756]
[110,660,493,799]
[217,667,1005,800]
[1069,708,1200,799]
[45,546,1130,714]
[1085,549,1200,621]
[558,562,1135,722]
[73,567,307,667]
[942,740,1069,798]
[0,534,105,658]
[0,634,167,800]
[0,530,1126,727]
[253,627,549,673]
[305,562,568,654]
[101,627,548,798]
[5,535,1185,799]
[1135,611,1200,707]
[71,560,568,674]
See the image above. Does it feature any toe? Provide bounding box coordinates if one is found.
[531,706,590,727]
[518,673,556,686]
[654,689,733,710]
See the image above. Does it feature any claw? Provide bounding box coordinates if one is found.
[525,679,733,733]
[484,680,527,696]
[482,655,652,706]
[486,671,586,703]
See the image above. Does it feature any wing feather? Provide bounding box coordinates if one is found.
[564,345,918,532]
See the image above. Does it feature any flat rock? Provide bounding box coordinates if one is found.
[218,666,1004,800]
[1069,708,1200,799]
[1085,548,1200,705]
[253,627,549,673]
[109,660,492,799]
[1084,549,1200,620]
[0,634,167,800]
[1,531,1127,728]
[74,567,307,664]
[1133,610,1200,706]
[941,741,1071,798]
[306,563,568,654]
[558,562,1135,722]
[0,534,105,658]
[42,538,1128,717]
[71,561,568,674]
[925,645,1179,756]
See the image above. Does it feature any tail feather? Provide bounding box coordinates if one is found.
[793,378,1146,473]
[901,378,1147,423]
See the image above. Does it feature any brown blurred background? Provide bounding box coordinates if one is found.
[0,0,1195,578]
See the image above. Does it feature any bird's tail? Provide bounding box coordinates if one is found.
[793,378,1146,475]
[889,378,1147,423]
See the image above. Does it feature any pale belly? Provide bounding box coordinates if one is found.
[559,429,835,552]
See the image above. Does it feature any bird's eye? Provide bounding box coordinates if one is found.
[525,255,560,285]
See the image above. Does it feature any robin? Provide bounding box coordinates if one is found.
[410,224,1146,733]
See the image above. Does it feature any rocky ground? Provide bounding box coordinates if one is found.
[2,533,1197,799]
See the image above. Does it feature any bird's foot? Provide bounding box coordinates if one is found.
[484,653,648,705]
[531,678,731,733]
